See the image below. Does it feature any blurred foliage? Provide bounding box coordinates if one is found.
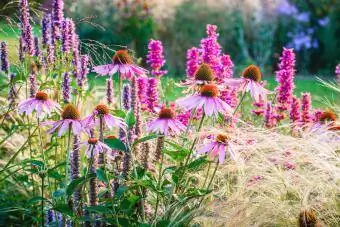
[67,0,155,65]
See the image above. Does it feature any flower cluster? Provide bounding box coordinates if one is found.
[147,39,167,77]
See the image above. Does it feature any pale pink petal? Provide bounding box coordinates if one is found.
[58,120,71,137]
[218,144,226,164]
[196,142,216,155]
[93,64,115,76]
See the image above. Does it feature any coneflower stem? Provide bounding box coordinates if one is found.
[176,113,205,193]
[98,116,104,166]
[154,150,164,219]
[65,127,71,189]
[198,161,219,206]
[202,161,211,188]
[233,91,246,116]
[41,174,44,227]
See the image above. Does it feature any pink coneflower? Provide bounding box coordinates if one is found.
[196,133,236,164]
[93,50,148,79]
[146,39,167,77]
[186,47,200,78]
[82,104,126,131]
[147,107,186,136]
[225,65,269,102]
[176,84,232,117]
[45,103,82,136]
[18,91,60,118]
[81,138,111,159]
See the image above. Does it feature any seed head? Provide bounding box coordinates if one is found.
[35,91,48,101]
[88,138,98,145]
[319,110,336,123]
[242,65,262,82]
[61,103,80,120]
[112,50,133,65]
[158,108,175,119]
[95,104,110,115]
[200,84,219,97]
[194,63,214,82]
[216,134,230,144]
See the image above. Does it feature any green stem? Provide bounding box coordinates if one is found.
[154,150,164,219]
[41,174,44,227]
[198,161,219,206]
[176,113,205,193]
[65,127,72,190]
[233,91,246,116]
[202,161,212,188]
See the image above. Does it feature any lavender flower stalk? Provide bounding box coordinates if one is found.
[34,36,41,57]
[61,19,72,53]
[62,72,70,103]
[300,93,313,127]
[106,78,114,105]
[1,42,9,73]
[146,39,167,77]
[41,14,51,46]
[8,74,17,108]
[186,47,200,78]
[275,47,296,119]
[147,78,159,112]
[29,74,36,98]
[52,0,64,42]
[137,77,147,110]
[47,45,55,65]
[77,55,89,91]
[122,84,131,110]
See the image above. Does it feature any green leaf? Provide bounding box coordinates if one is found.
[53,204,74,217]
[164,140,190,154]
[186,157,208,172]
[125,109,136,129]
[112,109,126,119]
[115,186,129,198]
[66,173,95,196]
[53,189,65,198]
[104,137,127,152]
[96,168,108,183]
[163,149,188,162]
[132,134,161,146]
[85,205,112,214]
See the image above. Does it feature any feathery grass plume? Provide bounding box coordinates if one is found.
[200,24,222,77]
[264,102,275,128]
[147,39,167,77]
[298,209,322,227]
[122,83,131,110]
[52,0,64,42]
[1,42,9,73]
[186,47,200,78]
[137,77,147,110]
[147,78,159,112]
[275,47,296,119]
[71,135,81,213]
[290,96,300,130]
[29,74,36,98]
[300,93,313,127]
[41,14,51,46]
[106,78,114,105]
[196,122,339,226]
[62,72,71,103]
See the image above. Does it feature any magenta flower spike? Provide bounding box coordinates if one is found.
[147,39,167,77]
[186,47,200,79]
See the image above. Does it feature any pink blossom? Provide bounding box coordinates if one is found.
[146,39,167,77]
[300,93,313,126]
[186,47,200,78]
[18,91,60,118]
[93,50,148,80]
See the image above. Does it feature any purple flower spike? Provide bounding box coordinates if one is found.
[122,84,131,110]
[147,78,159,112]
[220,54,234,79]
[29,74,37,98]
[147,39,167,77]
[300,93,313,126]
[52,0,64,42]
[1,42,9,73]
[106,78,114,105]
[137,77,147,110]
[41,14,51,46]
[61,19,71,53]
[200,24,222,77]
[186,47,200,78]
[275,47,296,115]
[62,72,71,103]
[34,36,41,57]
[265,102,275,128]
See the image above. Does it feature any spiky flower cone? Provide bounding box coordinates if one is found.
[71,135,81,214]
[89,156,98,206]
[298,209,322,227]
[29,74,37,98]
[122,152,131,180]
[1,42,9,73]
[8,74,17,109]
[155,137,165,162]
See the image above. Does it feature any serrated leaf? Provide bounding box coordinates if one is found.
[125,109,136,129]
[85,205,112,214]
[104,137,127,152]
[96,168,108,183]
